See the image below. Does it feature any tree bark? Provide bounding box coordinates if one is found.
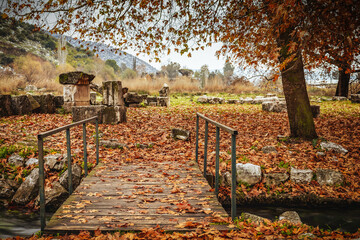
[335,67,350,97]
[280,51,317,139]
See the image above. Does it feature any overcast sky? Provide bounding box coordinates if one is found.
[126,43,226,71]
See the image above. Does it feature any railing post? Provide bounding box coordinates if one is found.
[95,118,99,165]
[215,126,220,196]
[231,133,237,221]
[195,114,199,164]
[83,123,88,177]
[203,120,208,178]
[66,128,72,194]
[37,136,45,231]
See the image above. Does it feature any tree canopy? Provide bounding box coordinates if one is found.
[3,0,359,138]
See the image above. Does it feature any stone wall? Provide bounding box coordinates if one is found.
[0,94,63,117]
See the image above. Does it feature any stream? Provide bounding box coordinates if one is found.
[235,206,360,233]
[1,206,359,238]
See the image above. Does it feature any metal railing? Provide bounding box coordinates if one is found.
[195,113,238,221]
[37,116,99,231]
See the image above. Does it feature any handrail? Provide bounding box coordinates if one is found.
[37,116,99,231]
[195,113,238,221]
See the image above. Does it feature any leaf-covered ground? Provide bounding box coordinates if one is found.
[1,99,360,238]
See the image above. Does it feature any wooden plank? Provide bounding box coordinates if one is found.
[44,160,230,234]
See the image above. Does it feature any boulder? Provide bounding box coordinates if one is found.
[54,96,64,108]
[290,167,313,184]
[59,164,82,191]
[59,71,95,85]
[221,171,232,187]
[8,154,25,167]
[0,179,15,199]
[350,94,360,103]
[32,94,56,114]
[242,212,270,225]
[42,181,68,211]
[44,154,66,171]
[316,169,344,186]
[100,139,128,149]
[279,211,302,224]
[261,146,277,154]
[25,158,38,166]
[12,168,39,205]
[236,163,262,185]
[332,96,348,101]
[0,95,14,116]
[171,128,190,141]
[320,141,348,154]
[264,172,289,186]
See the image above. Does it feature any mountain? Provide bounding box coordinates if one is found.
[54,35,158,73]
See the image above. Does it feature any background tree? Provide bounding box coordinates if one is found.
[105,59,121,73]
[161,62,180,81]
[223,60,235,85]
[199,65,210,89]
[5,0,359,139]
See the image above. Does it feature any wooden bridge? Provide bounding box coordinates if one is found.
[44,159,231,233]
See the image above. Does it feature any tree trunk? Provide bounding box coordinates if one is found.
[280,51,318,139]
[335,67,350,97]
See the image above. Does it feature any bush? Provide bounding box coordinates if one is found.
[121,68,137,80]
[44,39,56,50]
[0,54,15,65]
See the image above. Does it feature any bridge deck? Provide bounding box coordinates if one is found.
[44,160,231,233]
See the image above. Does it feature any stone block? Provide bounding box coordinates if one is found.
[171,128,190,141]
[124,92,144,105]
[158,97,170,107]
[33,94,55,113]
[290,167,313,184]
[54,96,64,108]
[63,85,77,102]
[310,105,320,118]
[59,71,95,85]
[316,169,343,186]
[11,95,33,115]
[90,92,97,105]
[72,105,126,124]
[351,94,360,103]
[159,83,170,97]
[0,95,13,116]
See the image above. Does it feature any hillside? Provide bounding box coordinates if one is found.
[58,36,158,73]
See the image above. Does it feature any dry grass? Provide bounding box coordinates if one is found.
[0,72,26,94]
[307,86,336,97]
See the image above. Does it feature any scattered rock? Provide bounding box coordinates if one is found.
[24,85,37,92]
[316,169,344,186]
[290,167,313,184]
[100,139,128,149]
[316,152,325,156]
[242,212,270,225]
[227,99,239,104]
[12,169,39,205]
[171,128,190,141]
[262,101,287,112]
[320,141,348,154]
[236,163,262,185]
[264,172,289,186]
[279,211,302,224]
[0,179,15,199]
[261,146,277,154]
[59,164,82,191]
[8,154,25,167]
[332,96,347,101]
[44,154,66,171]
[25,158,38,166]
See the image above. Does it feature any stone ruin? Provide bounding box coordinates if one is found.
[59,71,127,124]
[121,83,170,107]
